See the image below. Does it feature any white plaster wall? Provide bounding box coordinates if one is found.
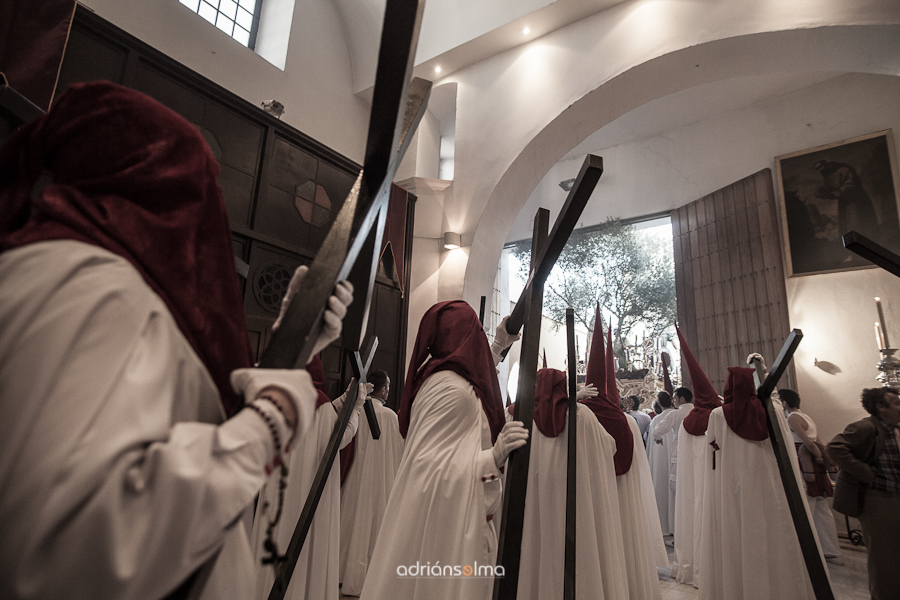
[424,0,900,305]
[504,73,900,443]
[81,0,369,162]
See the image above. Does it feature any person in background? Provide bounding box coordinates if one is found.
[779,388,842,565]
[828,387,900,600]
[627,395,651,444]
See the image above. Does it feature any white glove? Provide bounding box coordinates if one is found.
[231,368,318,442]
[576,383,597,401]
[746,352,766,369]
[333,381,372,414]
[272,265,354,361]
[492,420,529,468]
[492,316,521,350]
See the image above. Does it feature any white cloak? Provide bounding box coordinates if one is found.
[647,409,676,535]
[698,406,825,600]
[339,399,404,596]
[518,404,629,600]
[673,426,708,586]
[250,398,358,600]
[360,370,502,600]
[0,241,288,600]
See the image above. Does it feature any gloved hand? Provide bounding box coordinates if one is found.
[333,381,371,414]
[492,420,529,468]
[272,265,354,360]
[746,352,766,370]
[231,368,318,442]
[576,383,598,401]
[492,316,521,350]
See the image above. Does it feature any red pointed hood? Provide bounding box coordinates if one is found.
[582,304,633,475]
[722,367,769,441]
[676,324,722,436]
[533,368,568,438]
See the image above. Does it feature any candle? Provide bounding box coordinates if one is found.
[876,322,886,351]
[876,297,891,348]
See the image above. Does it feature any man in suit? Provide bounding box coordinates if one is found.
[827,387,900,600]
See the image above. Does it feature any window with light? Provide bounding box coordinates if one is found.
[179,0,262,48]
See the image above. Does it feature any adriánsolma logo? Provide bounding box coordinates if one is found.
[395,562,505,578]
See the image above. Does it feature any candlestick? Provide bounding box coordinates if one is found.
[876,322,886,350]
[876,297,891,348]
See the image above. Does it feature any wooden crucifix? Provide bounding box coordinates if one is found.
[350,335,381,440]
[564,308,578,600]
[749,330,835,600]
[493,153,603,600]
[842,231,900,278]
[260,0,431,597]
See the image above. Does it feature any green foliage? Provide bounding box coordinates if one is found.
[512,219,676,365]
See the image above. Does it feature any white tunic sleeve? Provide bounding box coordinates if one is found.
[0,241,280,600]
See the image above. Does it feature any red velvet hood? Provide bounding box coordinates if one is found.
[534,368,568,438]
[676,324,722,436]
[582,304,633,475]
[722,367,769,441]
[398,300,505,442]
[0,81,252,416]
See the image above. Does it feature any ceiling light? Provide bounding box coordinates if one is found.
[435,65,442,73]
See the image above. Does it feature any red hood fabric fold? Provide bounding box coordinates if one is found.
[582,304,633,475]
[676,324,722,436]
[398,300,505,442]
[0,81,252,416]
[533,368,568,438]
[722,366,769,441]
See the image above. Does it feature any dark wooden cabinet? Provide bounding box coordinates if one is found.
[56,6,415,407]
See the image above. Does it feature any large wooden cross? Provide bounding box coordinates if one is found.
[259,1,431,597]
[493,154,603,600]
[749,330,834,600]
[842,231,900,278]
[350,336,381,440]
[564,308,578,600]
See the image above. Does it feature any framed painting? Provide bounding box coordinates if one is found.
[775,129,900,277]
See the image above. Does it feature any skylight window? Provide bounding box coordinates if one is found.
[180,0,262,48]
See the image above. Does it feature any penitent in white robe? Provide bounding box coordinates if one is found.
[339,399,404,596]
[360,370,502,600]
[251,398,359,600]
[647,409,676,535]
[699,407,825,600]
[614,414,667,600]
[673,425,708,587]
[518,404,629,600]
[0,241,289,600]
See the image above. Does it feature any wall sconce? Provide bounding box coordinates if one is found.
[443,232,462,250]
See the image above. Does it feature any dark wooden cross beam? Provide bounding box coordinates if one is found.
[564,308,577,600]
[499,154,603,360]
[749,330,835,600]
[0,81,44,142]
[493,154,603,600]
[261,1,430,597]
[842,231,900,278]
[350,336,381,440]
[493,207,549,600]
[479,295,487,325]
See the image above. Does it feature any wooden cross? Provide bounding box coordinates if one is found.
[842,231,900,278]
[564,308,578,600]
[494,153,603,600]
[749,330,834,600]
[350,335,381,440]
[260,1,430,597]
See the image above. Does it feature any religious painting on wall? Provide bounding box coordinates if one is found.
[775,129,900,277]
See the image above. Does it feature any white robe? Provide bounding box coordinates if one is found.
[699,407,825,600]
[339,400,404,596]
[651,403,693,488]
[518,404,629,600]
[0,241,285,600]
[647,409,676,535]
[613,414,667,600]
[673,426,708,586]
[360,370,502,600]
[250,398,359,600]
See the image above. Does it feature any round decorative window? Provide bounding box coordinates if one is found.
[253,262,293,314]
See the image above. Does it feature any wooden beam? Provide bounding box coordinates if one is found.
[350,336,382,440]
[842,231,900,279]
[564,308,577,600]
[750,331,835,600]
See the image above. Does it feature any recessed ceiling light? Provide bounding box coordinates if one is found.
[435,65,442,73]
[523,26,530,35]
